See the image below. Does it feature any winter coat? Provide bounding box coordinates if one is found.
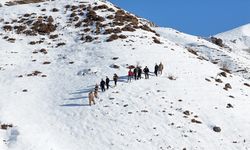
[113,74,118,81]
[89,92,94,101]
[154,65,159,72]
[94,85,99,92]
[159,63,164,71]
[143,67,149,73]
[133,68,138,74]
[128,70,133,76]
[138,68,142,74]
[100,80,105,87]
[106,78,110,84]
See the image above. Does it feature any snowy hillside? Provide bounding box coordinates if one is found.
[216,24,250,56]
[156,27,250,80]
[0,0,250,150]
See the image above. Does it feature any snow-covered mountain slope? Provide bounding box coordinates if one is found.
[216,24,250,56]
[156,27,250,80]
[0,0,250,150]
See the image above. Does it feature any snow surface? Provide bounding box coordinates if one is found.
[216,24,250,56]
[155,27,250,80]
[0,0,250,150]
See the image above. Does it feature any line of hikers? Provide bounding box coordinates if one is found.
[88,62,164,106]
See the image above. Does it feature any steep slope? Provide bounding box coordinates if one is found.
[216,24,250,56]
[156,27,250,80]
[0,0,250,150]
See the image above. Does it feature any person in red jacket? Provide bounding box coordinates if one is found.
[128,69,133,82]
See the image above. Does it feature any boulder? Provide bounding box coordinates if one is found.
[213,126,221,132]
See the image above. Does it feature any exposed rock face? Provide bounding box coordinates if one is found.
[2,14,57,36]
[211,37,224,47]
[5,0,46,6]
[63,3,159,43]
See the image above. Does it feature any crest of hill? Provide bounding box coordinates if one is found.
[215,23,250,51]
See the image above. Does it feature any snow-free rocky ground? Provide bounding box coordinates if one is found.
[0,0,250,149]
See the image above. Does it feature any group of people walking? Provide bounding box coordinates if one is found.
[88,73,118,106]
[128,62,164,81]
[88,62,164,106]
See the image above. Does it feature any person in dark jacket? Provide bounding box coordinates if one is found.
[94,84,99,98]
[137,67,142,79]
[133,67,138,80]
[100,79,106,92]
[106,76,110,90]
[143,66,149,79]
[113,73,118,86]
[154,64,159,76]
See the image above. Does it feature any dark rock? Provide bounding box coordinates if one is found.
[244,83,250,87]
[93,4,109,10]
[110,64,120,69]
[107,34,119,42]
[218,72,227,77]
[56,42,66,47]
[122,25,136,32]
[31,21,57,35]
[70,12,77,17]
[7,38,16,43]
[81,35,94,42]
[224,83,232,91]
[86,10,105,22]
[213,126,221,132]
[39,48,47,54]
[83,28,91,32]
[211,37,224,47]
[119,34,127,39]
[29,41,36,45]
[226,103,233,108]
[65,5,70,9]
[220,67,231,74]
[152,37,161,44]
[3,25,12,31]
[75,21,82,28]
[49,34,58,39]
[48,16,54,23]
[14,25,26,33]
[191,119,202,124]
[205,78,211,82]
[187,47,198,56]
[140,25,155,33]
[215,78,223,83]
[107,15,114,19]
[123,104,128,107]
[107,8,115,12]
[183,110,190,116]
[22,89,28,92]
[168,75,176,80]
[0,124,13,130]
[71,5,78,11]
[51,8,59,12]
[43,61,51,64]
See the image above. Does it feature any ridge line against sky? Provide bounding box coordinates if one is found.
[109,0,250,37]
